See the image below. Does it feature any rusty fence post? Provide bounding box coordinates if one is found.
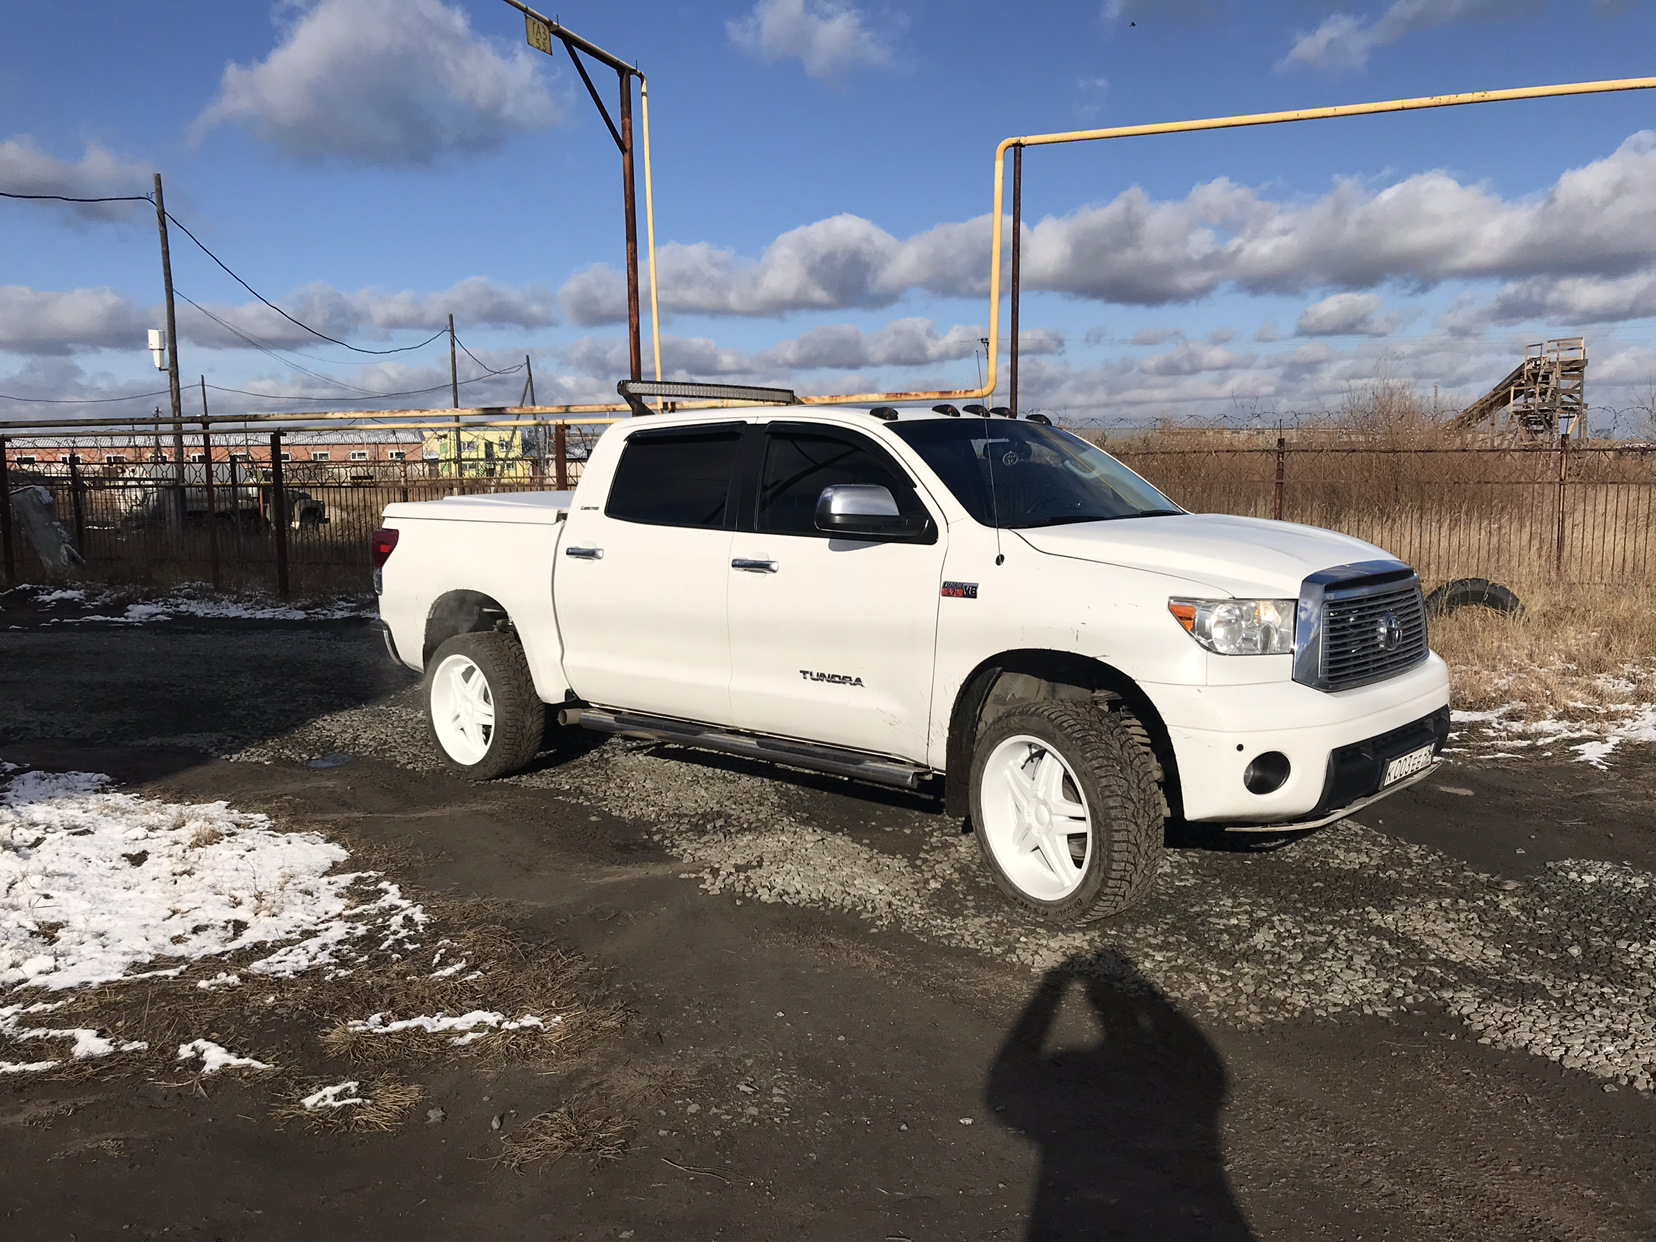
[201,421,220,590]
[1273,435,1286,521]
[1554,431,1570,573]
[0,436,15,587]
[555,422,569,490]
[67,454,87,555]
[270,431,290,598]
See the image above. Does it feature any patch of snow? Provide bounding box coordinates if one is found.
[301,1080,365,1110]
[177,1039,271,1074]
[0,768,426,992]
[52,593,370,625]
[1575,739,1620,769]
[195,972,241,990]
[346,1009,554,1045]
[1,1002,147,1073]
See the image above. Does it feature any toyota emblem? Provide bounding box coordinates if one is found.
[1376,611,1402,652]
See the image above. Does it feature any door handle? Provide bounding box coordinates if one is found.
[565,546,604,560]
[731,558,778,573]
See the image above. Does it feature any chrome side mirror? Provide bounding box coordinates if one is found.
[814,484,928,539]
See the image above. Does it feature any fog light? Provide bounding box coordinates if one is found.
[1244,751,1291,795]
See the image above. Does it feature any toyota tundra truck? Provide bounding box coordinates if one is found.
[373,403,1450,923]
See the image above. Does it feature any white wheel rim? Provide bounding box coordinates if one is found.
[430,653,496,765]
[980,735,1093,902]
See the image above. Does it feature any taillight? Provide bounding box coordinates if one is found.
[371,527,399,567]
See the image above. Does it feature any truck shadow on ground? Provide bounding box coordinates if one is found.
[989,953,1257,1241]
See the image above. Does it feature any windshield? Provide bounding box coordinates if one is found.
[890,419,1181,529]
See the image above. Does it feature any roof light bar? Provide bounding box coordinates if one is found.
[617,380,798,412]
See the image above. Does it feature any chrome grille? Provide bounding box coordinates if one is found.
[1320,580,1428,691]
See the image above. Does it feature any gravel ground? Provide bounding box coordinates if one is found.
[213,678,1656,1095]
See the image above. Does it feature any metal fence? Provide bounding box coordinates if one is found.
[3,428,1653,595]
[1111,438,1656,590]
[0,442,590,595]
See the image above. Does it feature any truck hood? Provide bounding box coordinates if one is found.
[1013,513,1392,597]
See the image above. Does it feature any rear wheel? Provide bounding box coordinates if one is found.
[970,700,1164,923]
[425,632,544,780]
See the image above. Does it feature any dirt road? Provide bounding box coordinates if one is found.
[2,605,1653,1240]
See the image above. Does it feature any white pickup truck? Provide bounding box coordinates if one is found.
[374,404,1450,923]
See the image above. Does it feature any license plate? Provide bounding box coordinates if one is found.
[1382,743,1435,787]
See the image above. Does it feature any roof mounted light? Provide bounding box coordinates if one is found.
[932,403,961,417]
[869,406,899,421]
[989,406,1014,418]
[617,379,798,415]
[1025,412,1053,425]
[963,404,990,417]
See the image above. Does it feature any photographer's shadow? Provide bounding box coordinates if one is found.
[987,955,1255,1241]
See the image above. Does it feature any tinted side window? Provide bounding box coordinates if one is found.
[606,425,742,529]
[757,426,923,536]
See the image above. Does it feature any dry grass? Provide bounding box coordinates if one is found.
[1433,584,1656,723]
[273,1077,424,1132]
[497,1104,635,1171]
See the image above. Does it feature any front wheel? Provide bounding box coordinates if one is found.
[425,632,544,780]
[969,700,1164,923]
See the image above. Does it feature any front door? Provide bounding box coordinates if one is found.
[554,421,743,725]
[727,421,946,763]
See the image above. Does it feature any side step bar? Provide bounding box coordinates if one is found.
[560,706,930,791]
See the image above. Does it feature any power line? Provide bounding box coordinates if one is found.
[454,335,523,378]
[0,388,169,404]
[175,290,388,396]
[205,365,522,404]
[0,190,151,205]
[162,209,447,357]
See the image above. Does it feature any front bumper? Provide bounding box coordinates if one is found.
[1150,654,1451,823]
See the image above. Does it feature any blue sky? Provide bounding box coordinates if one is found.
[4,0,1656,430]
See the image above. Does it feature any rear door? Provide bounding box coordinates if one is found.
[554,422,743,725]
[726,421,946,762]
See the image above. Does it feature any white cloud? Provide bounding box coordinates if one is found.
[0,287,151,355]
[194,0,556,165]
[1138,341,1256,377]
[1282,0,1517,71]
[0,278,553,359]
[728,0,894,80]
[1295,292,1404,337]
[1481,271,1656,324]
[180,278,556,350]
[0,137,150,220]
[1102,0,1218,23]
[561,214,905,324]
[560,132,1656,325]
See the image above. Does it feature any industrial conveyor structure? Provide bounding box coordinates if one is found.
[1450,338,1587,442]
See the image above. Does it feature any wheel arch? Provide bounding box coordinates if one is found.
[943,649,1181,821]
[423,589,513,665]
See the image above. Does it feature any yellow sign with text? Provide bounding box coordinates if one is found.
[526,15,553,55]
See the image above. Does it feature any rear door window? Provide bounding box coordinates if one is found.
[605,423,744,529]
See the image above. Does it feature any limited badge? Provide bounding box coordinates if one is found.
[941,581,979,599]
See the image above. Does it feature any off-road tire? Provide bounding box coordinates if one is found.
[1423,577,1524,620]
[424,632,544,780]
[969,700,1165,923]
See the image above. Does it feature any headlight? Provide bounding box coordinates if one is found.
[1169,597,1296,655]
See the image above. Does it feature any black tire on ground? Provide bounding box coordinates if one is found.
[969,700,1165,924]
[424,631,545,780]
[1423,577,1525,620]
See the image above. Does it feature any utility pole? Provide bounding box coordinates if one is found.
[511,3,646,380]
[152,173,186,530]
[619,75,642,382]
[449,313,461,487]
